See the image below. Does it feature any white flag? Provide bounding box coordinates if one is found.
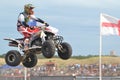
[100,13,120,36]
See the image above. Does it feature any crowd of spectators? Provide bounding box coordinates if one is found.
[0,62,120,77]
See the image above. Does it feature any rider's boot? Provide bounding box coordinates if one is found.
[24,38,30,51]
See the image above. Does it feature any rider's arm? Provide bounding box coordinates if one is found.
[18,14,29,27]
[37,18,49,27]
[37,18,45,23]
[30,15,49,27]
[30,15,44,23]
[22,22,29,27]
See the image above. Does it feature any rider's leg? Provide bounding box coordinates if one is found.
[24,38,30,50]
[17,26,31,50]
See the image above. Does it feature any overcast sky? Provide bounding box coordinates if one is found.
[0,0,120,56]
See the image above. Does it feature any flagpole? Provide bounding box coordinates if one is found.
[99,13,102,80]
[24,67,27,80]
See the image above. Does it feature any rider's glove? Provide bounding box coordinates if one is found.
[44,22,49,27]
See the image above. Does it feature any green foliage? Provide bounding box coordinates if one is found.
[37,54,99,59]
[0,55,4,58]
[72,55,98,59]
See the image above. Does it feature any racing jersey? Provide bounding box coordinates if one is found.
[17,12,45,27]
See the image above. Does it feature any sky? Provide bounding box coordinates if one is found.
[0,0,120,56]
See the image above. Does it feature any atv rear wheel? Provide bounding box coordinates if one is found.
[42,40,55,58]
[57,42,72,60]
[22,53,37,68]
[5,50,21,66]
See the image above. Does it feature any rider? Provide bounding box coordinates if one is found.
[17,4,49,50]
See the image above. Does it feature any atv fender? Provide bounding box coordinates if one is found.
[4,38,21,47]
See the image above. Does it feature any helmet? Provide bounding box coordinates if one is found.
[24,4,35,9]
[24,4,35,14]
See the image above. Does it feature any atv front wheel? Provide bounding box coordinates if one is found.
[42,40,55,58]
[5,50,21,66]
[22,53,37,68]
[57,42,72,60]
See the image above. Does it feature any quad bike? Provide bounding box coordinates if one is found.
[4,26,72,68]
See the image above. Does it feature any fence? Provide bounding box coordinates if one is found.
[0,76,74,80]
[76,76,120,80]
[1,76,120,80]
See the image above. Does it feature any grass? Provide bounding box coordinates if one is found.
[1,56,120,66]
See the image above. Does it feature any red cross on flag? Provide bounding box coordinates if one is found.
[100,13,120,36]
